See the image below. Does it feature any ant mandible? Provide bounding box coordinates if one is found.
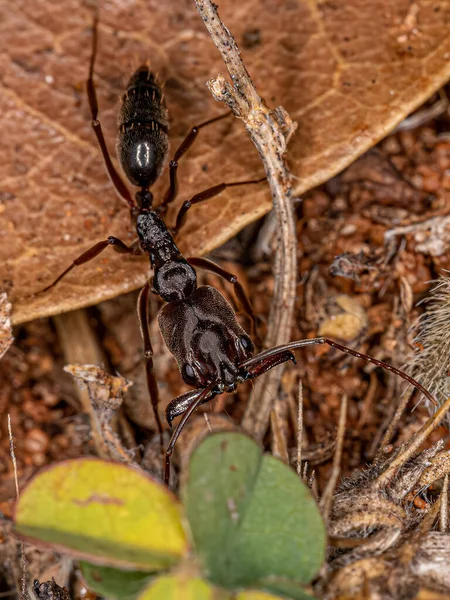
[38,14,437,486]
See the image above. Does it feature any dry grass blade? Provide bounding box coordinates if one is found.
[8,415,28,600]
[374,396,450,489]
[441,474,449,533]
[319,394,347,522]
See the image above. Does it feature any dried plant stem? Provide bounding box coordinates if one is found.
[8,415,28,600]
[378,387,414,452]
[401,496,442,565]
[297,381,304,477]
[441,473,449,533]
[270,401,289,463]
[193,0,297,441]
[320,394,348,522]
[54,310,109,457]
[64,364,134,463]
[375,395,450,489]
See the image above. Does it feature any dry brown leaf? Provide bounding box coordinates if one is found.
[2,0,449,324]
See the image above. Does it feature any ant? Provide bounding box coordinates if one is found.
[38,15,437,486]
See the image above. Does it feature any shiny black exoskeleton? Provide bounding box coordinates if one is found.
[117,67,169,188]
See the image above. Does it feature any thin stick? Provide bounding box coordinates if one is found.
[319,394,348,522]
[203,413,213,433]
[440,473,449,533]
[193,0,297,441]
[8,415,28,600]
[375,395,450,489]
[378,387,414,451]
[297,380,304,477]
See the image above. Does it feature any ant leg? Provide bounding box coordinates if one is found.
[240,337,438,407]
[164,382,217,485]
[158,113,231,212]
[137,283,164,450]
[37,236,140,294]
[187,256,261,344]
[87,13,135,210]
[172,177,266,235]
[165,387,219,428]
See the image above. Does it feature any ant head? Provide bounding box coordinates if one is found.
[180,330,253,389]
[158,285,254,389]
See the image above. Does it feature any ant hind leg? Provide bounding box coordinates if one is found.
[137,282,165,455]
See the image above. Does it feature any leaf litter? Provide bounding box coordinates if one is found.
[0,1,450,599]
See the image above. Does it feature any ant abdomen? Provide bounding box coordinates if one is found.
[116,66,169,189]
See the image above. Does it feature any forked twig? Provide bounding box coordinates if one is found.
[193,0,297,441]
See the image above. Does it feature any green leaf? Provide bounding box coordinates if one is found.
[14,458,188,570]
[235,591,315,600]
[138,573,230,599]
[183,433,325,596]
[81,562,155,600]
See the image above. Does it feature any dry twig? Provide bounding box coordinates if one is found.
[64,364,134,463]
[441,474,449,533]
[8,415,28,600]
[54,310,109,457]
[375,395,450,489]
[320,395,348,522]
[193,0,297,441]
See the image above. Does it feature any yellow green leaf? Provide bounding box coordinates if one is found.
[14,458,188,570]
[138,573,229,600]
[235,593,290,600]
[235,591,315,600]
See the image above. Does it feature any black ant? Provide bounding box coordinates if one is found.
[37,15,437,486]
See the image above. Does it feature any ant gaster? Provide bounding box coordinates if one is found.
[39,15,437,486]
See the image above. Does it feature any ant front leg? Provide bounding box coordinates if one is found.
[137,282,164,453]
[164,382,217,486]
[37,236,141,294]
[172,177,266,236]
[187,256,261,345]
[240,337,438,407]
[87,12,135,212]
[158,113,231,213]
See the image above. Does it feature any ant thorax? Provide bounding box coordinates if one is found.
[136,211,197,302]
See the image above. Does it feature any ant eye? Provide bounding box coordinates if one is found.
[240,336,253,353]
[182,363,197,385]
[185,364,195,378]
